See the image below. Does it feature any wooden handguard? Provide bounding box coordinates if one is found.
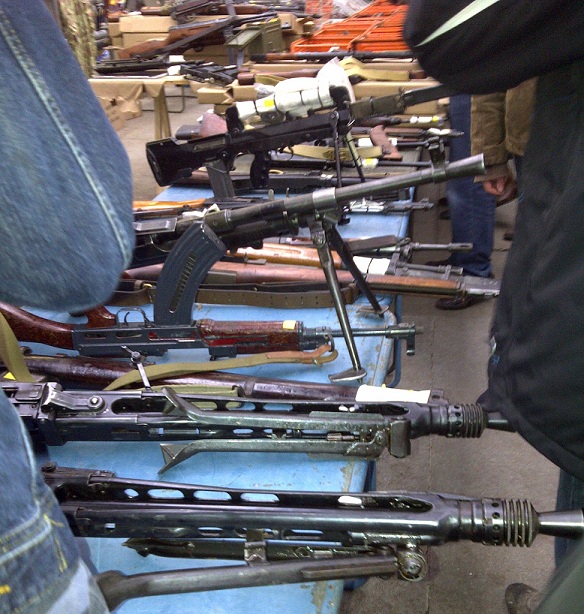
[369,125,403,161]
[196,318,309,354]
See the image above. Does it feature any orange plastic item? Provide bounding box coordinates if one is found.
[292,0,409,53]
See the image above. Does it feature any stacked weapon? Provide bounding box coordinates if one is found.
[8,380,512,472]
[119,236,498,308]
[42,464,584,608]
[136,155,487,380]
[1,158,488,381]
[0,352,361,398]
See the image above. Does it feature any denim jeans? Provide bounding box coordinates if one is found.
[0,1,134,610]
[446,94,497,278]
[0,0,134,312]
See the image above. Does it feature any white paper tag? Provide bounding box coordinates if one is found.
[356,385,431,404]
[353,256,391,275]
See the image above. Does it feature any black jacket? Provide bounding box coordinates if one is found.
[403,1,584,94]
[405,2,584,481]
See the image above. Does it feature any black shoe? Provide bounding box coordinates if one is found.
[504,583,543,614]
[435,295,485,310]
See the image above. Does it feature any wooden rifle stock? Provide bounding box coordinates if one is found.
[0,304,120,350]
[125,260,462,297]
[133,200,207,216]
[0,303,83,350]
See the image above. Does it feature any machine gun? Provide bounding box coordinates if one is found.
[145,83,454,193]
[8,381,511,473]
[132,156,486,380]
[43,464,584,608]
[94,58,240,82]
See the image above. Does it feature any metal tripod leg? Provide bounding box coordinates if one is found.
[325,224,385,316]
[310,221,366,382]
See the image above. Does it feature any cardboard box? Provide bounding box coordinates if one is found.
[230,83,257,101]
[118,15,176,33]
[122,32,168,47]
[108,22,121,37]
[195,86,233,105]
[97,97,126,132]
[119,14,176,47]
[213,103,233,115]
[108,35,123,48]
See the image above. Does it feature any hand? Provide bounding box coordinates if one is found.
[482,175,517,200]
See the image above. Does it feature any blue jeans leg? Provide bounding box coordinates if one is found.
[446,94,497,278]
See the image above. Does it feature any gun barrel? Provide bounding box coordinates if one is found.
[204,156,486,234]
[45,467,584,546]
[538,510,584,539]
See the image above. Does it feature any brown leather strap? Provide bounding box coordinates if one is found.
[285,144,382,162]
[109,281,359,308]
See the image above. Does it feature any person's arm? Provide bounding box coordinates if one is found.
[0,0,135,312]
[470,92,514,198]
[403,1,584,93]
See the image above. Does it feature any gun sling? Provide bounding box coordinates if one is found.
[103,344,337,390]
[0,312,35,383]
[109,280,359,309]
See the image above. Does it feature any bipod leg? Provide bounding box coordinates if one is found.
[329,113,344,189]
[343,131,367,183]
[326,224,385,316]
[310,221,366,382]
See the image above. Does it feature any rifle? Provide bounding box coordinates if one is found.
[119,259,499,315]
[225,237,473,267]
[250,51,414,62]
[145,84,455,190]
[169,0,293,23]
[132,196,269,220]
[126,244,499,299]
[116,12,277,61]
[43,464,584,608]
[0,352,360,398]
[221,238,502,286]
[0,302,414,359]
[94,58,240,82]
[178,167,432,194]
[9,382,510,473]
[116,19,236,61]
[134,157,485,380]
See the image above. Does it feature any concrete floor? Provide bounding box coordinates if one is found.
[116,90,559,614]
